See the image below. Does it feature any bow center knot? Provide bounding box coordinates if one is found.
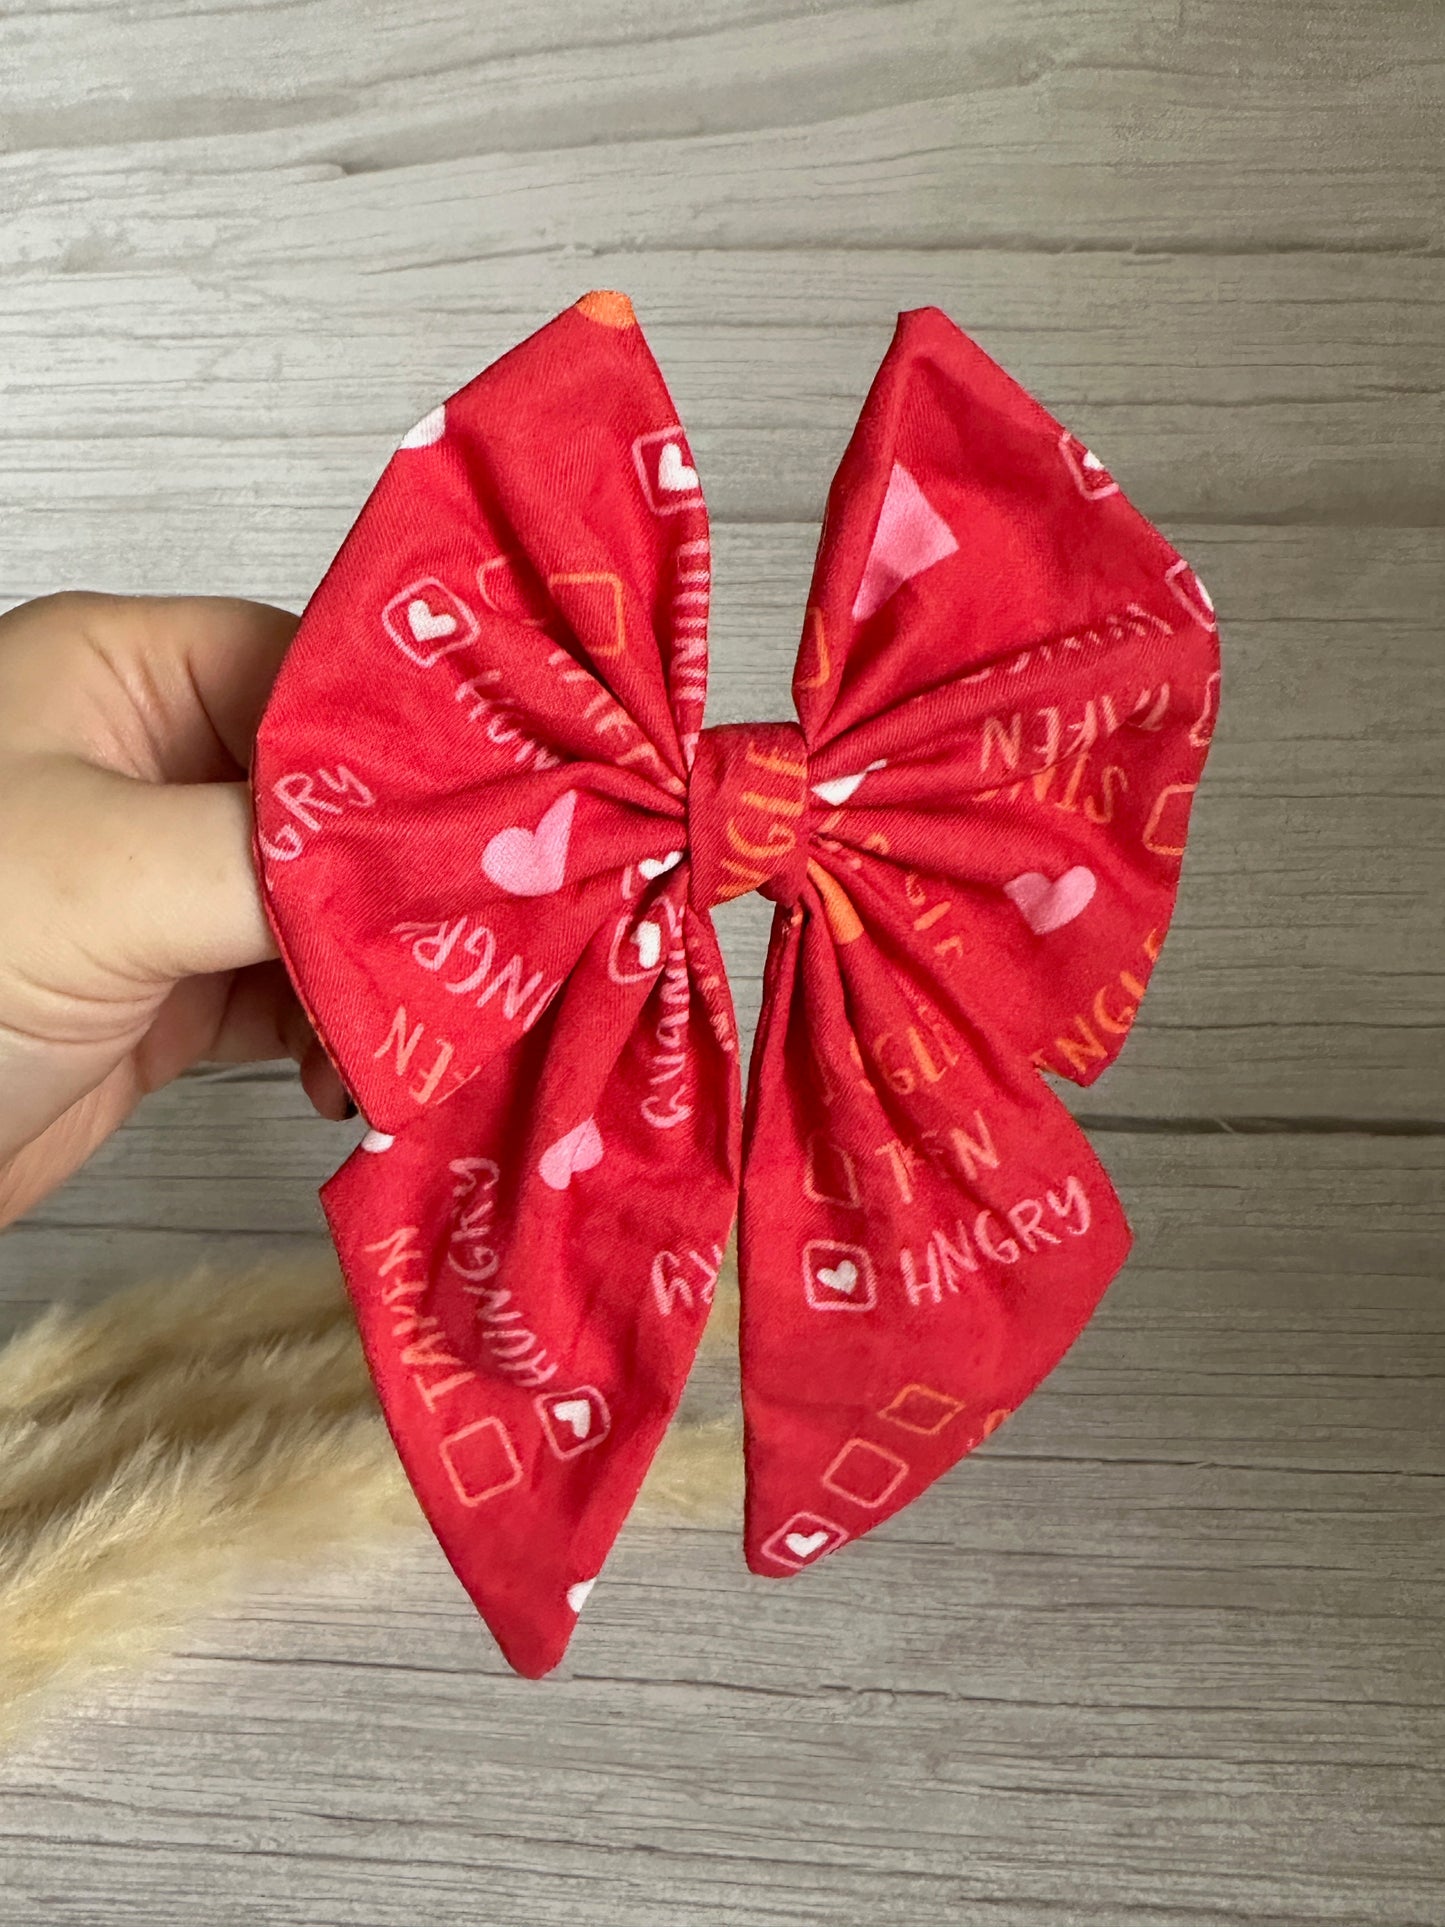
[687,722,811,911]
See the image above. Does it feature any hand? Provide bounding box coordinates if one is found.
[0,593,352,1230]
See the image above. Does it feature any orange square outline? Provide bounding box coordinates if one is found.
[820,1436,909,1511]
[439,1416,523,1508]
[878,1382,968,1437]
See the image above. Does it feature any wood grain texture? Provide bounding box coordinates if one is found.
[0,0,1440,1919]
[0,1091,1440,1924]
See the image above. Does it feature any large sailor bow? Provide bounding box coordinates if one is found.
[251,291,1220,1676]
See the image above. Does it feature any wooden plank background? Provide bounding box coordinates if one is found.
[0,1,1440,1921]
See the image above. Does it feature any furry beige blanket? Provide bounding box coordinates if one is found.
[0,1254,740,1745]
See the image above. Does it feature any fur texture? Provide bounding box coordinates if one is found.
[0,1254,739,1744]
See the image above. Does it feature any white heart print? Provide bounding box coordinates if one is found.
[552,1398,593,1441]
[785,1530,830,1560]
[638,850,682,882]
[812,759,886,808]
[538,1117,604,1190]
[816,1260,858,1295]
[482,791,577,897]
[633,920,663,969]
[657,443,698,492]
[399,403,446,449]
[407,597,458,644]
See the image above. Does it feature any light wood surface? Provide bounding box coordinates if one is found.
[0,1,1440,1921]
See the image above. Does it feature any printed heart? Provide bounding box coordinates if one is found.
[1166,556,1217,628]
[816,1260,859,1295]
[1073,447,1116,497]
[399,403,446,449]
[407,598,458,644]
[633,920,663,970]
[566,1579,596,1614]
[812,759,886,808]
[1004,866,1097,935]
[482,790,577,897]
[538,1116,604,1190]
[638,850,682,881]
[552,1398,593,1441]
[784,1530,830,1560]
[657,442,698,492]
[1059,430,1119,500]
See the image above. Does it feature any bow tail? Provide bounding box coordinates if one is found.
[737,901,1130,1578]
[319,894,738,1676]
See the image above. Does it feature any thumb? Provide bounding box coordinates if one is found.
[81,766,279,985]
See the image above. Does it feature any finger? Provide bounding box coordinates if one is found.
[133,962,307,1087]
[142,964,355,1122]
[207,964,354,1122]
[298,1035,354,1122]
[0,593,297,781]
[200,962,316,1067]
[43,760,279,982]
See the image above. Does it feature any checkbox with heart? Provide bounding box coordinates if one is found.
[536,1385,611,1460]
[758,1511,849,1572]
[382,575,480,667]
[1058,428,1120,501]
[631,426,704,515]
[802,1239,878,1312]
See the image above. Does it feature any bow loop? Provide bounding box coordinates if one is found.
[252,293,1219,1677]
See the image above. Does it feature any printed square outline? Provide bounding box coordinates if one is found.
[535,1385,612,1461]
[549,571,628,657]
[803,1130,862,1209]
[1189,668,1222,750]
[383,576,481,667]
[631,426,704,515]
[475,550,551,625]
[802,1239,877,1313]
[879,1382,968,1437]
[821,1438,909,1511]
[1165,557,1217,630]
[1058,428,1120,500]
[1142,780,1199,858]
[439,1417,523,1507]
[758,1511,850,1572]
[608,912,665,986]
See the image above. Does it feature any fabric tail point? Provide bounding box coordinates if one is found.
[575,289,638,330]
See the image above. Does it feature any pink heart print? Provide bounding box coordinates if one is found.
[538,1117,604,1190]
[482,790,577,897]
[1004,866,1098,934]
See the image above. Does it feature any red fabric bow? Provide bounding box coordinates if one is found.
[251,291,1220,1677]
